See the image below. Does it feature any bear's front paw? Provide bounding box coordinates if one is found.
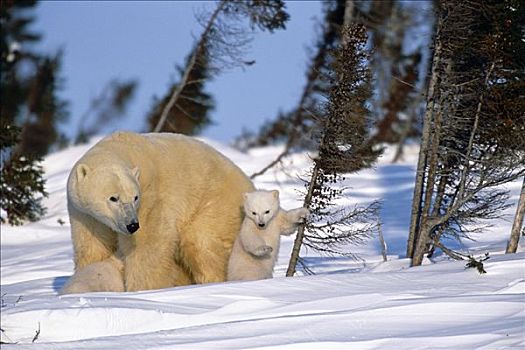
[253,245,273,257]
[294,208,310,223]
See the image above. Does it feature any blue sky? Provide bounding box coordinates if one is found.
[34,1,323,143]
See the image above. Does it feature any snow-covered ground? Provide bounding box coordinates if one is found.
[1,137,524,349]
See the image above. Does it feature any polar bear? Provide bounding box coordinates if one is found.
[227,190,309,281]
[61,131,254,294]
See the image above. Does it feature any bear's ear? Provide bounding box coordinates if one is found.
[242,192,250,201]
[131,166,140,181]
[76,164,90,182]
[271,190,279,199]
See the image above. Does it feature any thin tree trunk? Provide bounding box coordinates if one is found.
[426,173,449,256]
[343,0,355,31]
[153,0,226,133]
[412,59,456,267]
[406,13,443,258]
[411,103,443,266]
[287,0,355,275]
[378,221,388,262]
[506,177,525,253]
[286,163,319,277]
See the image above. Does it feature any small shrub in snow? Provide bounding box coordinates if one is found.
[1,125,47,226]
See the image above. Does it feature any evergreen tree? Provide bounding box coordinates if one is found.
[1,124,47,225]
[1,0,67,225]
[17,52,69,156]
[1,0,40,131]
[1,1,69,157]
[287,24,381,276]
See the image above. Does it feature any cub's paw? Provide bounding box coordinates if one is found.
[253,245,273,257]
[291,207,310,223]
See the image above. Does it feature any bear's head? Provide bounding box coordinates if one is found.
[243,190,280,229]
[69,163,142,235]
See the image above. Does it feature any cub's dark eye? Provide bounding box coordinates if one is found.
[252,212,256,215]
[265,210,270,214]
[134,196,139,201]
[109,196,118,202]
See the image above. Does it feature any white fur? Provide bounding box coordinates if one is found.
[227,190,309,281]
[61,256,125,294]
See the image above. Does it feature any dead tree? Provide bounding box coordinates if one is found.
[287,24,381,277]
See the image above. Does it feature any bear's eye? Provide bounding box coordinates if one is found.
[134,196,139,201]
[109,196,119,202]
[265,210,270,214]
[252,212,256,215]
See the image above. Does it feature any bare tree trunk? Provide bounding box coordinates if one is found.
[506,177,525,253]
[406,14,443,258]
[411,103,443,266]
[153,0,226,133]
[411,92,446,265]
[286,164,319,277]
[378,221,388,262]
[426,173,449,257]
[343,0,354,30]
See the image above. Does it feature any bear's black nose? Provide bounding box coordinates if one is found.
[258,223,265,228]
[126,222,140,234]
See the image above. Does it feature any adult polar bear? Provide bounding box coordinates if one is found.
[61,131,254,293]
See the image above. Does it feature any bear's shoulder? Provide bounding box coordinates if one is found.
[104,131,148,145]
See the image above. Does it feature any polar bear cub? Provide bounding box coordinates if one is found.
[61,256,125,294]
[227,190,309,281]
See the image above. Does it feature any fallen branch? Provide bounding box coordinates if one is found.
[32,323,40,343]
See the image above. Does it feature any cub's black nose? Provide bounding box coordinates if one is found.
[258,223,265,228]
[126,222,140,234]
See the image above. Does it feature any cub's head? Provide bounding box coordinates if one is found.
[69,163,141,235]
[243,190,280,229]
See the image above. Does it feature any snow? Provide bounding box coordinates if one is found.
[1,137,524,349]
